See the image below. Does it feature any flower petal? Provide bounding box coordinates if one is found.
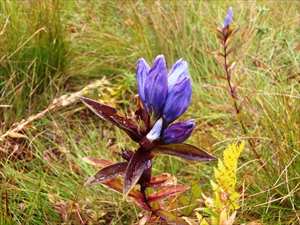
[136,58,150,107]
[144,55,168,118]
[223,6,232,28]
[123,147,151,199]
[167,59,188,91]
[146,117,163,142]
[163,77,192,125]
[162,119,195,144]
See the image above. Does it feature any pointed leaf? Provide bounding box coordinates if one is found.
[212,27,224,37]
[150,173,179,188]
[225,35,233,47]
[149,173,172,188]
[138,214,162,225]
[213,54,225,66]
[82,157,113,168]
[234,27,240,34]
[130,196,152,211]
[138,157,152,188]
[84,162,128,185]
[153,143,217,161]
[101,178,141,198]
[154,209,189,225]
[238,93,254,112]
[100,178,150,210]
[147,185,190,203]
[178,194,190,212]
[123,148,151,199]
[227,58,242,68]
[202,84,230,93]
[137,214,150,225]
[226,42,244,56]
[227,62,237,74]
[79,96,142,142]
[233,77,246,90]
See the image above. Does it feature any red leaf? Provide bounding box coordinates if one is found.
[149,173,173,188]
[213,54,225,66]
[234,77,246,90]
[130,197,152,211]
[147,185,190,203]
[153,143,217,161]
[123,148,151,199]
[100,178,151,211]
[101,178,140,198]
[84,162,128,185]
[79,96,142,142]
[82,157,113,168]
[226,42,244,56]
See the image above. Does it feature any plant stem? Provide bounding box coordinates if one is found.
[141,186,152,210]
[223,31,266,171]
[140,186,162,219]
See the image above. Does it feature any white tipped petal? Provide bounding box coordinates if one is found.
[146,118,163,142]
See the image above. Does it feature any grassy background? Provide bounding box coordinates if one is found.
[0,0,299,224]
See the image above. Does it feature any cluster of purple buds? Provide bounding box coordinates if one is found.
[136,55,195,149]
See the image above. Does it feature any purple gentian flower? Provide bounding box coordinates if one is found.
[136,55,194,145]
[163,76,192,125]
[223,6,232,29]
[137,55,168,119]
[162,119,195,144]
[136,59,150,106]
[80,55,217,200]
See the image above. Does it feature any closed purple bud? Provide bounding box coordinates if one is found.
[136,58,150,107]
[223,7,232,28]
[144,55,168,118]
[167,59,188,91]
[162,119,195,144]
[163,77,192,125]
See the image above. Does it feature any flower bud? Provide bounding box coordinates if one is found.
[163,77,192,125]
[136,58,150,107]
[167,59,188,91]
[223,7,232,28]
[162,119,195,144]
[144,55,168,118]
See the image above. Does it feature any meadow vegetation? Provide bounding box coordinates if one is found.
[0,0,299,224]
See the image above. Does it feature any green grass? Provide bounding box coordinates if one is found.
[0,0,70,128]
[0,0,299,224]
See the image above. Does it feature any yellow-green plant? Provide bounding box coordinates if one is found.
[196,142,244,225]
